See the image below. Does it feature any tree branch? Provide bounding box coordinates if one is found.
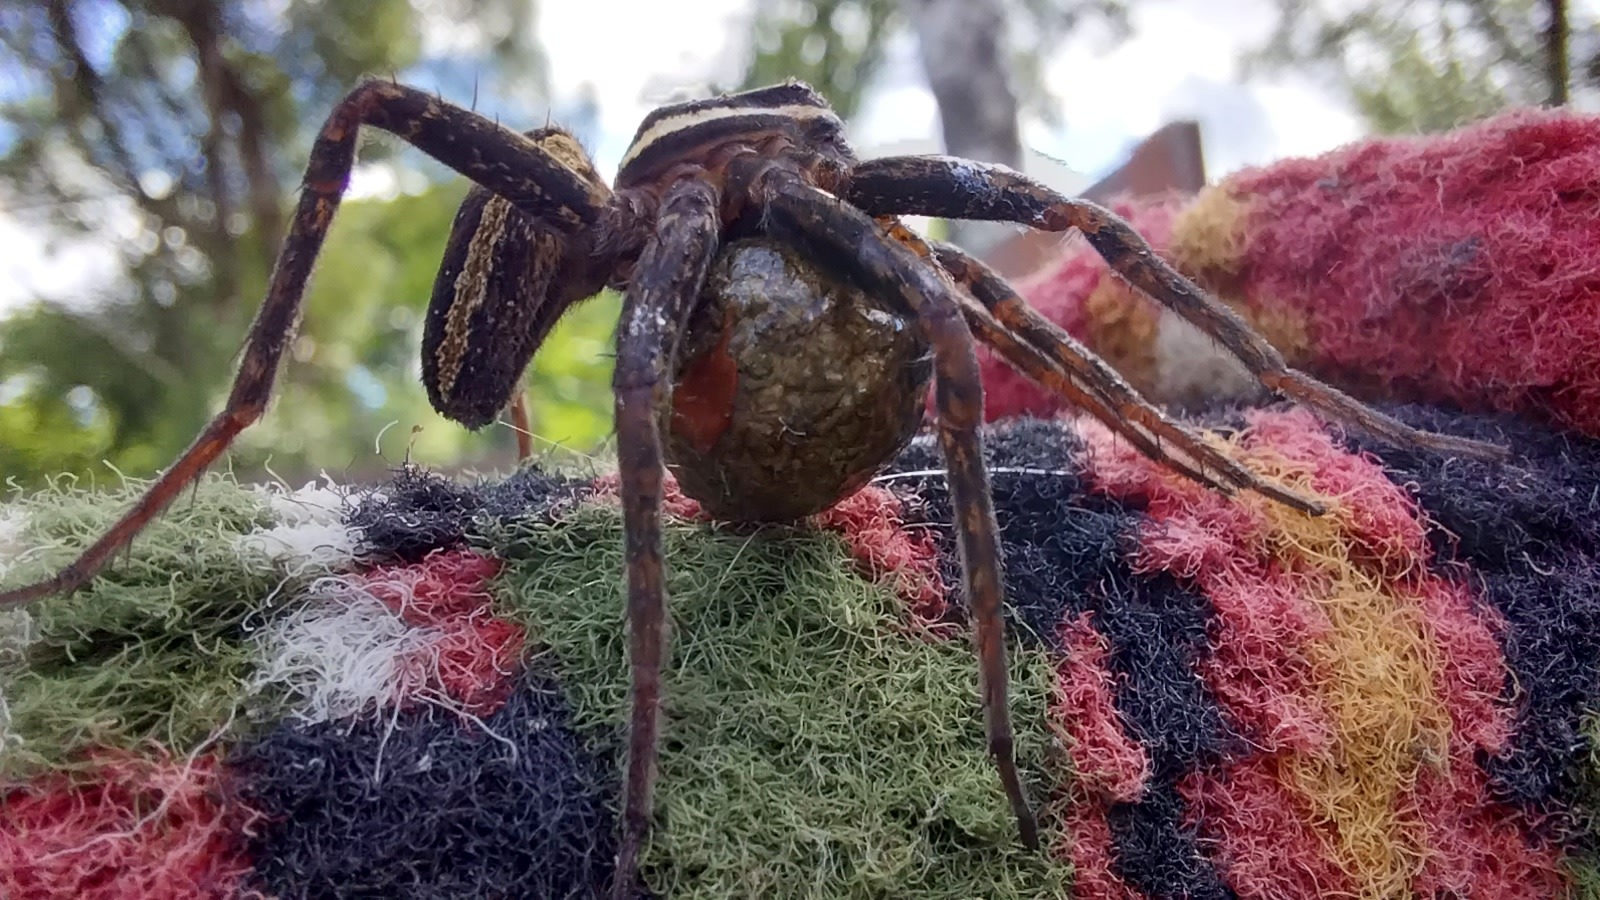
[157,0,286,275]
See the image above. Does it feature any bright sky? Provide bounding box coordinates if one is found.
[0,0,1366,315]
[537,0,1365,181]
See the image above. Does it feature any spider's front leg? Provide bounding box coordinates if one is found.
[842,156,1507,460]
[610,178,723,900]
[759,170,1042,853]
[0,79,612,608]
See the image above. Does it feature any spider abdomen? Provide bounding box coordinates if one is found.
[665,238,932,522]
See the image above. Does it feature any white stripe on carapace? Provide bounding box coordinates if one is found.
[619,103,842,171]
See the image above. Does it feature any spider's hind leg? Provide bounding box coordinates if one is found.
[844,155,1506,461]
[609,178,724,900]
[926,239,1327,515]
[760,170,1041,854]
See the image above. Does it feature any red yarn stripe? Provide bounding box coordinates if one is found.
[357,549,524,717]
[812,485,952,634]
[1053,613,1150,803]
[1,750,258,900]
[1405,748,1566,898]
[588,470,709,521]
[1058,788,1144,900]
[1230,110,1600,437]
[590,474,952,633]
[1179,757,1357,898]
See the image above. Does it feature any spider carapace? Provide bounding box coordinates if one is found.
[0,79,1504,898]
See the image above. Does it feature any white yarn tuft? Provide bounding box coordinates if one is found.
[237,476,359,572]
[249,573,442,724]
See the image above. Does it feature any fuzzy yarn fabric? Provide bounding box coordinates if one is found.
[994,108,1600,438]
[4,403,1600,899]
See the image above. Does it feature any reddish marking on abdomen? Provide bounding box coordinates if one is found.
[670,317,739,455]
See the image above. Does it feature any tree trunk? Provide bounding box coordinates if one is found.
[902,0,1024,253]
[1547,0,1570,106]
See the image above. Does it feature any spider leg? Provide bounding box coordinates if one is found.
[509,391,534,460]
[0,79,612,609]
[866,219,1241,493]
[759,171,1041,852]
[610,178,723,900]
[843,156,1506,460]
[927,239,1327,515]
[954,293,1249,485]
[939,257,1309,509]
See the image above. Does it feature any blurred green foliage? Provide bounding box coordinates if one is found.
[0,0,599,490]
[1249,0,1596,134]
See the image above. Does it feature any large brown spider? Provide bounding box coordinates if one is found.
[0,79,1502,897]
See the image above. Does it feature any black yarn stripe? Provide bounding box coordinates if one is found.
[344,462,591,563]
[887,417,1239,897]
[1326,403,1600,835]
[230,665,638,899]
[1107,775,1237,900]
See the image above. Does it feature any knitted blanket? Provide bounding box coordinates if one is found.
[10,106,1600,900]
[4,405,1599,899]
[990,107,1600,442]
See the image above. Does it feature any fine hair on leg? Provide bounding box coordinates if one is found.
[843,155,1506,461]
[609,177,723,900]
[760,169,1041,852]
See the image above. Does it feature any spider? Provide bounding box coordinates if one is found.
[0,78,1503,897]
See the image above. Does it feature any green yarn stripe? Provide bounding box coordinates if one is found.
[485,501,1070,899]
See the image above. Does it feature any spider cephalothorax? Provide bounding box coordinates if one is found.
[0,78,1504,898]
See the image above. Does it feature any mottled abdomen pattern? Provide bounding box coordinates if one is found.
[665,238,933,522]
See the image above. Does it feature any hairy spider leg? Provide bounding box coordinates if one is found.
[0,80,610,607]
[760,170,1042,853]
[928,240,1328,515]
[610,179,724,900]
[877,217,1308,509]
[867,219,1250,494]
[842,156,1507,461]
[510,392,534,459]
[946,291,1239,493]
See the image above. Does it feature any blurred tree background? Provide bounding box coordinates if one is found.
[0,0,1592,490]
[0,0,609,486]
[1249,0,1597,133]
